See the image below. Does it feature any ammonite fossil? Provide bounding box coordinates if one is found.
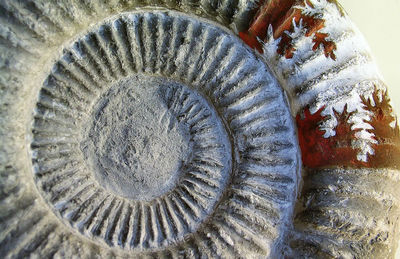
[0,0,399,258]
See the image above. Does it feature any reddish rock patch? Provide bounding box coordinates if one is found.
[361,89,400,169]
[296,105,362,168]
[239,0,337,59]
[296,91,400,169]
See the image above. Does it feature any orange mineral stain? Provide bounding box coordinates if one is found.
[240,0,337,59]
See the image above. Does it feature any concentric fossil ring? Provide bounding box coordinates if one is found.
[0,0,399,258]
[30,11,298,255]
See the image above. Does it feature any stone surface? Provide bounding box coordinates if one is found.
[0,0,399,258]
[2,9,298,257]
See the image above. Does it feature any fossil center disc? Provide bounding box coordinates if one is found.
[81,75,200,201]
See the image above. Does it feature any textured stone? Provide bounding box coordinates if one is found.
[0,0,399,258]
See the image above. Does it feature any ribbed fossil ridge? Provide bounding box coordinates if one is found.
[292,168,400,258]
[2,10,299,258]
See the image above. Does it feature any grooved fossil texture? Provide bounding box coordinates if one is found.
[0,0,399,258]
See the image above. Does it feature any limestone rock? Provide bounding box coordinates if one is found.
[0,0,399,258]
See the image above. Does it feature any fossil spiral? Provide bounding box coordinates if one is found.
[0,0,399,258]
